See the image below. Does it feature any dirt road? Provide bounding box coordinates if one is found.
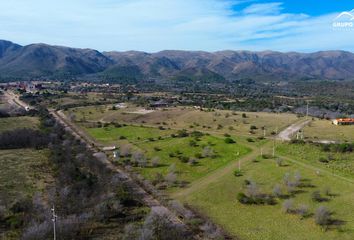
[277,119,310,141]
[3,90,32,110]
[50,109,187,226]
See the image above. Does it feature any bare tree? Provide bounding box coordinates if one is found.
[297,204,309,219]
[245,181,259,198]
[151,156,160,167]
[132,151,147,167]
[272,184,282,198]
[314,206,331,227]
[120,144,131,157]
[282,199,294,213]
[202,146,215,158]
[165,172,177,185]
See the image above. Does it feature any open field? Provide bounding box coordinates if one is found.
[179,150,354,240]
[86,125,175,144]
[64,105,354,240]
[84,124,251,187]
[0,116,39,132]
[0,149,52,204]
[303,119,354,142]
[67,105,301,138]
[276,142,354,179]
[136,135,250,185]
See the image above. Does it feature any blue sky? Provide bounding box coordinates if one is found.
[0,0,353,52]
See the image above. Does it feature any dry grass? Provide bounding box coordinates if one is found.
[68,105,300,138]
[304,119,354,142]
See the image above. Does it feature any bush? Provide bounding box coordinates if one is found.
[314,206,331,227]
[224,137,236,144]
[234,169,243,177]
[282,200,294,213]
[297,204,309,219]
[311,191,322,202]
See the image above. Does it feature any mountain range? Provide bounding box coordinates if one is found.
[1,39,354,82]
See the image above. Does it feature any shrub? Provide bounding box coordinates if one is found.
[272,184,282,198]
[224,137,236,144]
[234,169,243,177]
[311,191,322,202]
[282,200,294,213]
[314,206,331,227]
[297,204,309,219]
[151,157,160,167]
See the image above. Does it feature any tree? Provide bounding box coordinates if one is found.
[282,199,294,213]
[297,204,309,219]
[165,172,177,186]
[151,156,160,167]
[314,206,331,227]
[202,146,214,158]
[311,190,322,202]
[272,184,282,198]
[120,144,131,157]
[132,151,147,167]
[276,158,283,167]
[140,207,189,240]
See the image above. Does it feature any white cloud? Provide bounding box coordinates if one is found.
[0,0,353,52]
[243,2,283,15]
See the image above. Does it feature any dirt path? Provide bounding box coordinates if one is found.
[173,138,354,199]
[50,109,187,226]
[3,90,32,110]
[172,142,271,199]
[277,119,310,141]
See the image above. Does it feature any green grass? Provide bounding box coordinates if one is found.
[180,153,354,240]
[84,125,251,186]
[0,116,39,132]
[276,142,354,179]
[137,135,251,185]
[0,149,52,204]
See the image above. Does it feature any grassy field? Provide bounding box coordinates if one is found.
[66,105,354,240]
[86,125,175,144]
[179,151,354,240]
[0,116,39,132]
[0,149,52,205]
[304,119,354,142]
[137,135,250,185]
[84,124,251,186]
[276,142,354,179]
[67,105,301,138]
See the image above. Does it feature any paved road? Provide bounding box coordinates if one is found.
[277,119,310,141]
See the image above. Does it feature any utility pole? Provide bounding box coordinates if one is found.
[306,101,309,119]
[51,205,57,240]
[237,152,241,171]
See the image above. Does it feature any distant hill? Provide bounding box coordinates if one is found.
[1,40,354,81]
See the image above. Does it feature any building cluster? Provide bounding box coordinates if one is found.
[332,118,354,125]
